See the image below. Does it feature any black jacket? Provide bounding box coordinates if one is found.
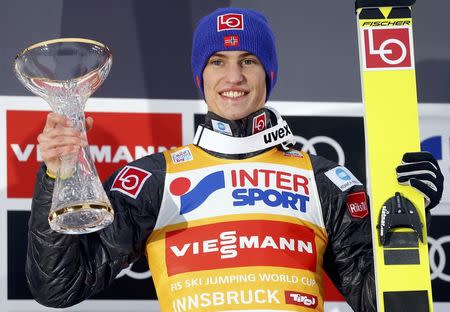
[26,109,376,311]
[27,151,376,311]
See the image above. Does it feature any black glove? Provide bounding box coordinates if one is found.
[396,151,444,210]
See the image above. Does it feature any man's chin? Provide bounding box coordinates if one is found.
[221,109,261,121]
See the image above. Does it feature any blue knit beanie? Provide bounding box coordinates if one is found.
[191,7,278,100]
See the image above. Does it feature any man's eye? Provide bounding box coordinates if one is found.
[242,59,257,65]
[210,59,222,66]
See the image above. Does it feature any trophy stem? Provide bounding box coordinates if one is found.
[48,92,87,121]
[56,111,86,177]
[49,136,114,233]
[49,112,114,234]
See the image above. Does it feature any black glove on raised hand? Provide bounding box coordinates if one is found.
[396,151,444,210]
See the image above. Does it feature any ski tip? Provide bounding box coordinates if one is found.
[355,0,416,11]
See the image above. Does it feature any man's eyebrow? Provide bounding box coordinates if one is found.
[209,52,256,58]
[209,52,227,58]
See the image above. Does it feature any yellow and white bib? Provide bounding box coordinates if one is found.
[146,145,328,311]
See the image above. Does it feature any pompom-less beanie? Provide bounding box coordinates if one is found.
[191,7,278,100]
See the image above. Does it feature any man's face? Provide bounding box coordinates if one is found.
[202,51,266,120]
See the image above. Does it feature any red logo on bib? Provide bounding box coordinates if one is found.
[111,165,151,199]
[285,291,318,308]
[362,27,413,70]
[166,220,316,276]
[346,192,368,219]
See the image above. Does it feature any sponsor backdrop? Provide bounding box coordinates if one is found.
[1,98,449,312]
[1,1,449,311]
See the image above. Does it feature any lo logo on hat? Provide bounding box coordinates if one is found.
[217,13,244,32]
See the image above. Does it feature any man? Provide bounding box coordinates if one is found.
[27,7,443,312]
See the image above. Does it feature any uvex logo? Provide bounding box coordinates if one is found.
[263,125,292,144]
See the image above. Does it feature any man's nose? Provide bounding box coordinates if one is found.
[224,63,244,84]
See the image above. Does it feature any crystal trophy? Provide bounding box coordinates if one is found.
[14,38,114,234]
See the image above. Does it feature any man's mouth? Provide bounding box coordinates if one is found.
[220,90,248,98]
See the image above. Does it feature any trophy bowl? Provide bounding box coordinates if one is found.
[14,38,114,234]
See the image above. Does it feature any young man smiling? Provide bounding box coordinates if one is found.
[202,51,267,120]
[27,7,443,312]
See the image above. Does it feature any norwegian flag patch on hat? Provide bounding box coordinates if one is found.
[224,35,239,47]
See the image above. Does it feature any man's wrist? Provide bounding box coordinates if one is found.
[45,169,57,180]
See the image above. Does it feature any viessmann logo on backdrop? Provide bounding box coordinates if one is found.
[165,220,317,276]
[169,168,310,214]
[6,110,181,198]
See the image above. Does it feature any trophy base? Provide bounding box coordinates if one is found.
[48,202,114,234]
